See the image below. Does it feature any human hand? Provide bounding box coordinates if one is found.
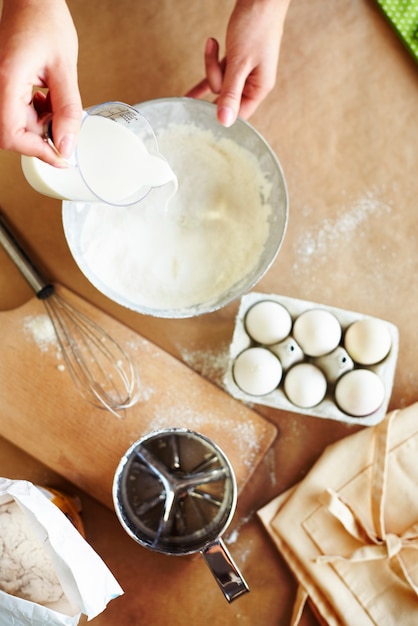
[0,0,82,165]
[186,0,291,126]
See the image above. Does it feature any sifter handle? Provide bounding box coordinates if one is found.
[201,537,250,602]
[0,210,54,298]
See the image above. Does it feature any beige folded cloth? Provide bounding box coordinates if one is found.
[258,403,418,625]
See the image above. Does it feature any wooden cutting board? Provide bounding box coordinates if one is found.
[0,285,277,509]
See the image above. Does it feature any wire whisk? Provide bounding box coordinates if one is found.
[0,211,140,416]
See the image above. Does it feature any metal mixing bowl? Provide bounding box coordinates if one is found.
[62,97,288,318]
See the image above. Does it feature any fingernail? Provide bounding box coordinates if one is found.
[58,133,76,159]
[218,106,235,128]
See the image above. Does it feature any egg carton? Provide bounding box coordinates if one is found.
[224,292,399,426]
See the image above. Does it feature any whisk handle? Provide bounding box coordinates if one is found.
[0,211,54,299]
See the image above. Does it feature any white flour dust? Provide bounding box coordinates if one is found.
[23,315,57,352]
[262,447,278,488]
[179,343,230,386]
[145,405,262,471]
[23,314,65,371]
[226,513,253,546]
[80,123,273,310]
[121,338,264,470]
[293,191,392,268]
[225,513,256,568]
[0,500,64,605]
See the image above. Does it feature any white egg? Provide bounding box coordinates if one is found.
[335,369,385,417]
[284,363,327,408]
[244,300,292,345]
[293,309,342,357]
[232,347,282,396]
[344,318,392,365]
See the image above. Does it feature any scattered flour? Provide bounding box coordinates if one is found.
[137,384,155,402]
[0,500,64,605]
[79,123,273,311]
[23,314,57,352]
[293,191,392,266]
[226,513,253,546]
[225,513,256,568]
[23,314,64,371]
[262,447,278,488]
[145,405,262,471]
[180,343,230,386]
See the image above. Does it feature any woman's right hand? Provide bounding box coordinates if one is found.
[0,0,82,165]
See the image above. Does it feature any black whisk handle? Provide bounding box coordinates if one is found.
[0,210,54,299]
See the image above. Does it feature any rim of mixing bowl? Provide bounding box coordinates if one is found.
[62,97,289,318]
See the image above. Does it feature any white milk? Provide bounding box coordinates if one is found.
[21,115,176,205]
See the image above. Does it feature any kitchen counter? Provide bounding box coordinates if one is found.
[0,1,416,624]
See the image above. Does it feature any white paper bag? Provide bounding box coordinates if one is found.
[0,478,123,625]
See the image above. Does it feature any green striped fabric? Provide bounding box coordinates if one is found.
[376,0,418,61]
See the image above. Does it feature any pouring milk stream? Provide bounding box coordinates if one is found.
[21,102,177,207]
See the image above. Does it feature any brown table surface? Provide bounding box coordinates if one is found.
[0,1,416,624]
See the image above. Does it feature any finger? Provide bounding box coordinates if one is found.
[185,77,211,99]
[235,70,277,121]
[235,92,263,121]
[47,70,82,159]
[13,126,67,167]
[0,91,67,166]
[204,38,224,94]
[216,62,248,127]
[186,38,225,99]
